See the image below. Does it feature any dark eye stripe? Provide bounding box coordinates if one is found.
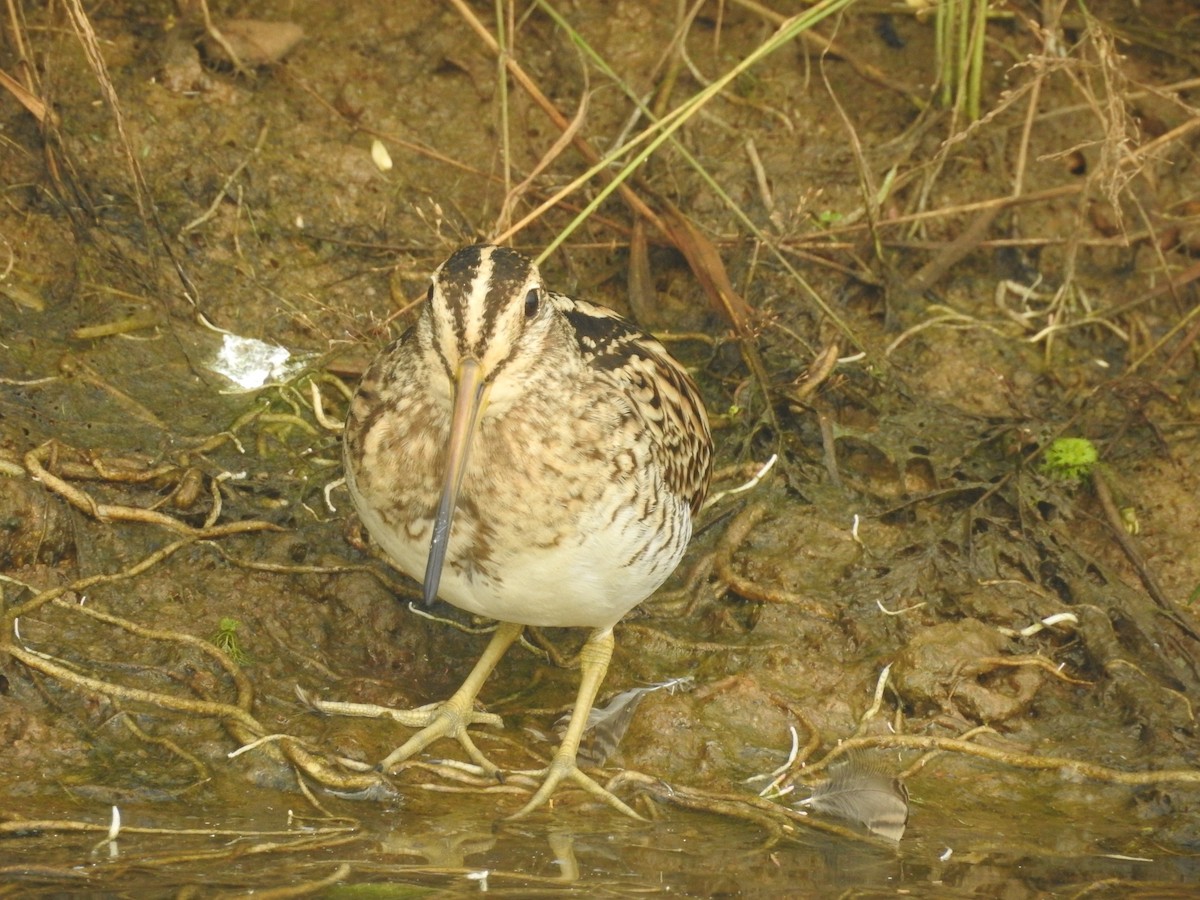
[429,244,542,361]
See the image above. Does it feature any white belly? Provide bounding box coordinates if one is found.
[347,458,691,629]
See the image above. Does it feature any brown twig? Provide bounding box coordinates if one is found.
[1091,469,1173,615]
[901,205,1004,296]
[820,733,1200,786]
[24,441,281,538]
[713,503,835,616]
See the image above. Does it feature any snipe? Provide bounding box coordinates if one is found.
[330,243,712,818]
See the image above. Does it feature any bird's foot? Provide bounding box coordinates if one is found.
[297,685,505,776]
[377,697,506,775]
[508,751,644,821]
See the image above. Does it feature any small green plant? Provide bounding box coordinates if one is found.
[211,617,249,665]
[1041,437,1099,481]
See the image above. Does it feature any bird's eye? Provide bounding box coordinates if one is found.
[524,288,540,319]
[426,284,434,303]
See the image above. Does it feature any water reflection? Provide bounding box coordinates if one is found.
[4,791,1199,895]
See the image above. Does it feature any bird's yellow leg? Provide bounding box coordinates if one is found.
[377,620,523,774]
[507,628,644,820]
[302,622,522,776]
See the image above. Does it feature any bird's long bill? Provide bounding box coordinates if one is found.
[423,357,488,606]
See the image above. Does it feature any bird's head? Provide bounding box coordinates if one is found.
[417,243,559,606]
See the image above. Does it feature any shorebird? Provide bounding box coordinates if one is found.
[333,243,711,818]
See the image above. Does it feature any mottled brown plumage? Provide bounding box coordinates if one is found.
[335,243,712,818]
